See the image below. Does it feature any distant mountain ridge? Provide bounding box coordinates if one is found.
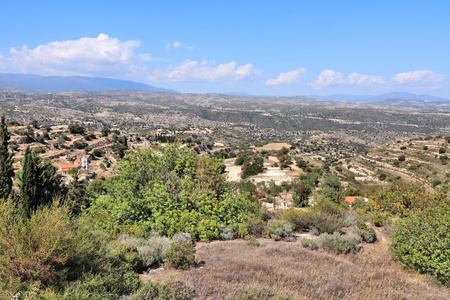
[310,92,449,103]
[0,73,177,93]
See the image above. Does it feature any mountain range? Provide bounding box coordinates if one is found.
[309,92,449,103]
[0,73,448,108]
[0,73,176,93]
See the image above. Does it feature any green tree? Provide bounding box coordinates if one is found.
[391,203,450,286]
[66,177,91,215]
[90,145,258,240]
[17,147,65,216]
[0,115,14,199]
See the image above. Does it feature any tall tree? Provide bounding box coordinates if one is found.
[17,147,65,216]
[17,146,38,214]
[0,114,14,199]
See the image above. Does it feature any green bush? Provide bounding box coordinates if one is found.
[244,234,260,246]
[116,243,145,273]
[370,213,386,227]
[228,286,295,300]
[353,221,377,243]
[164,242,196,270]
[300,239,319,250]
[308,212,342,235]
[391,204,450,286]
[276,209,310,231]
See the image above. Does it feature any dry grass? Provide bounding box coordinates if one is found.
[257,143,291,151]
[147,238,450,299]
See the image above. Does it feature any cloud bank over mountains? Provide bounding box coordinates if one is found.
[0,34,449,96]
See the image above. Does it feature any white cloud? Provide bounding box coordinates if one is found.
[265,68,307,86]
[165,40,195,51]
[309,69,385,89]
[392,70,446,83]
[147,60,257,82]
[8,33,150,77]
[309,69,345,89]
[0,55,5,69]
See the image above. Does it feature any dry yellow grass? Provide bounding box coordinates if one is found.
[257,143,291,151]
[146,238,450,299]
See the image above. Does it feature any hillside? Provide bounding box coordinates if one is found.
[334,135,450,192]
[1,90,449,149]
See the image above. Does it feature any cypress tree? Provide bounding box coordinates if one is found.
[17,146,38,215]
[0,114,14,199]
[17,147,65,216]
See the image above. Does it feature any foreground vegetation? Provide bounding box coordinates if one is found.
[0,114,449,298]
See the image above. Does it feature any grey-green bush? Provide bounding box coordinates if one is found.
[267,219,295,242]
[300,239,319,250]
[317,232,362,254]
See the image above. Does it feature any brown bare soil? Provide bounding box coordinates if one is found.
[145,238,450,299]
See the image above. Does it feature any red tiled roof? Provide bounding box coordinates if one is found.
[60,164,79,172]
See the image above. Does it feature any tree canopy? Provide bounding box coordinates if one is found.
[90,145,258,241]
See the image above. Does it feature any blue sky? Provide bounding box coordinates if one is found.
[1,1,450,97]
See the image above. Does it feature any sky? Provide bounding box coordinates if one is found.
[1,0,450,97]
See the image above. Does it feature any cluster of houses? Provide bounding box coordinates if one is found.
[58,154,94,181]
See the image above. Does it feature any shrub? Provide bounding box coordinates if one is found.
[228,286,295,300]
[116,243,145,273]
[0,201,140,298]
[342,214,358,227]
[398,154,406,162]
[245,235,260,246]
[172,232,193,244]
[353,221,377,243]
[221,225,234,240]
[370,213,386,227]
[68,124,86,134]
[276,209,310,231]
[391,204,450,287]
[164,242,196,270]
[120,275,195,300]
[73,141,88,149]
[237,217,267,238]
[92,148,103,157]
[432,180,442,187]
[301,239,319,250]
[117,235,172,269]
[266,219,295,242]
[439,147,446,154]
[317,232,362,254]
[378,173,387,181]
[308,212,342,235]
[423,146,428,150]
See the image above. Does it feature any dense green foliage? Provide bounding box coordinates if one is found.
[235,151,264,179]
[68,123,86,134]
[90,145,259,240]
[0,115,14,199]
[391,203,450,287]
